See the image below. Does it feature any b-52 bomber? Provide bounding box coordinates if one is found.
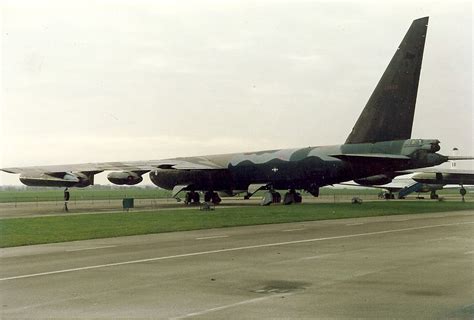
[2,17,470,205]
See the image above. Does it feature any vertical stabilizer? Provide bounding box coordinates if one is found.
[345,17,428,144]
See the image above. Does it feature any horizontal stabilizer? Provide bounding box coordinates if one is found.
[398,168,474,175]
[447,156,474,161]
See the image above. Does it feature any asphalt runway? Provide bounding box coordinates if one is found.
[1,211,473,319]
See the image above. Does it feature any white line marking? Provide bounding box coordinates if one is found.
[393,219,409,222]
[195,235,228,240]
[282,228,305,232]
[170,293,294,319]
[346,223,364,226]
[1,221,472,282]
[66,245,116,252]
[464,250,474,255]
[300,254,335,260]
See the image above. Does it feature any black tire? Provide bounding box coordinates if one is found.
[283,192,294,205]
[185,192,192,205]
[191,192,200,204]
[211,192,222,205]
[294,193,302,203]
[272,192,281,203]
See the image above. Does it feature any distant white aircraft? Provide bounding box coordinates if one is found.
[342,168,474,200]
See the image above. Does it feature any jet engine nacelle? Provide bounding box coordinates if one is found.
[19,172,93,188]
[107,171,143,185]
[354,174,393,186]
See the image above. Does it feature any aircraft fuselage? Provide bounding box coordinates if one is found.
[149,139,447,194]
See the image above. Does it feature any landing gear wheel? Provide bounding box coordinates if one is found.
[185,192,192,205]
[185,192,200,205]
[294,192,302,203]
[284,189,301,205]
[211,192,221,205]
[260,190,281,206]
[272,192,281,204]
[191,192,200,204]
[384,192,394,200]
[430,192,439,200]
[283,192,294,205]
[260,191,274,206]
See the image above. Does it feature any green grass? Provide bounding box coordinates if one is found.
[0,187,171,203]
[0,186,378,203]
[0,201,472,248]
[1,186,470,203]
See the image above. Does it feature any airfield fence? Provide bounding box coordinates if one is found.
[0,188,470,209]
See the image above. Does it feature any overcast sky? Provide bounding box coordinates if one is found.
[0,0,472,185]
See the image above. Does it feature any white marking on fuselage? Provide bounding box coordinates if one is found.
[1,221,472,282]
[195,235,229,240]
[282,228,305,232]
[66,245,116,252]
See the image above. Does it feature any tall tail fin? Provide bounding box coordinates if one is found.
[345,17,429,144]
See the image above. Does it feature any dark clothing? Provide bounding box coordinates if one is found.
[64,189,70,212]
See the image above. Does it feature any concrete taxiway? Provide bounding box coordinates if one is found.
[1,211,473,319]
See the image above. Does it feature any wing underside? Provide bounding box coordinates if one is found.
[1,158,226,175]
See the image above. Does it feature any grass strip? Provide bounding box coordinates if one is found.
[0,201,472,248]
[1,187,470,203]
[0,188,172,203]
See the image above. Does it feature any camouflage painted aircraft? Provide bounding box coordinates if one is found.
[1,17,470,205]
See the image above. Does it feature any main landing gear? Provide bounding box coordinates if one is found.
[379,191,395,200]
[184,191,200,205]
[430,191,439,200]
[283,189,302,205]
[204,191,222,205]
[261,191,281,206]
[184,191,222,205]
[260,189,302,206]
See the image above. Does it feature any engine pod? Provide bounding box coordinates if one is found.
[107,171,143,185]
